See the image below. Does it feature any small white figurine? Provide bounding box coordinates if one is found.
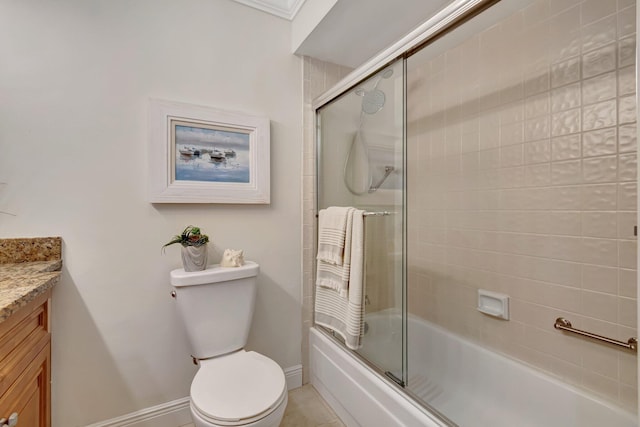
[220,249,245,267]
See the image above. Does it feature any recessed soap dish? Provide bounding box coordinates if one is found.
[477,289,509,320]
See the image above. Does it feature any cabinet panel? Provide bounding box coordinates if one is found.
[0,343,50,427]
[0,291,49,401]
[0,291,51,427]
[0,308,44,364]
[18,391,40,427]
[0,291,50,344]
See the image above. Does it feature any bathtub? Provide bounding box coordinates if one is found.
[310,312,637,427]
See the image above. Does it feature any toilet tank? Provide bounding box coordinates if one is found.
[170,261,259,359]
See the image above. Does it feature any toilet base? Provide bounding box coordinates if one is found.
[189,392,288,427]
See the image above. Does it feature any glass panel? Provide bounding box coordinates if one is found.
[317,58,405,381]
[406,0,637,425]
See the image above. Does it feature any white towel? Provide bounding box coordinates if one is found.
[316,207,355,296]
[316,207,353,266]
[315,209,365,350]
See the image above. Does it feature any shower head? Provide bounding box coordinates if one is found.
[380,68,394,79]
[361,89,385,114]
[355,67,394,114]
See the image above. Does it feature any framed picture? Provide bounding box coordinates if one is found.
[148,99,270,203]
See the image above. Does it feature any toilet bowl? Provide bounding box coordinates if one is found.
[170,262,288,427]
[189,351,288,427]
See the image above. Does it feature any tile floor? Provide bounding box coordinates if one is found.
[280,384,345,427]
[180,384,346,427]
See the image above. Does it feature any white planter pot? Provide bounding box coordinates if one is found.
[181,245,207,271]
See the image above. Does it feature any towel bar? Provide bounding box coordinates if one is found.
[363,211,395,217]
[315,210,395,218]
[554,317,638,352]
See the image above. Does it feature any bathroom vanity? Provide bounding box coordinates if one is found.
[0,238,61,427]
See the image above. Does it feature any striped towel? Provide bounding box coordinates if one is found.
[316,207,353,266]
[315,209,365,350]
[316,207,355,296]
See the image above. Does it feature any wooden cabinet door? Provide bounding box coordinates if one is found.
[0,343,50,427]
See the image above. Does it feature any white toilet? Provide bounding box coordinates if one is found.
[170,261,288,427]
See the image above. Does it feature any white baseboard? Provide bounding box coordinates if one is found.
[284,364,303,390]
[84,397,191,427]
[86,364,303,427]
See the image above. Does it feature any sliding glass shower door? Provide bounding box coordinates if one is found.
[316,58,406,385]
[405,0,637,424]
[315,0,636,425]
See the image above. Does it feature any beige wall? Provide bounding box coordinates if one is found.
[0,0,302,425]
[301,56,352,383]
[407,0,637,412]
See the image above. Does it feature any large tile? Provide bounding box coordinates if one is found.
[280,385,345,427]
[178,385,344,427]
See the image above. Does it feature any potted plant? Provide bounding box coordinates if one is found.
[163,225,209,271]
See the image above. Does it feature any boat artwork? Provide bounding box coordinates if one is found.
[174,124,250,183]
[209,149,226,163]
[179,146,237,162]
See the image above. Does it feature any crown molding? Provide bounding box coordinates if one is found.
[232,0,306,20]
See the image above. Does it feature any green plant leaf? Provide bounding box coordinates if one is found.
[162,225,209,253]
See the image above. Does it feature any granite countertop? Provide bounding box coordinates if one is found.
[0,237,62,323]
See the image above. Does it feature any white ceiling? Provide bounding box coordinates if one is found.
[232,0,456,69]
[295,0,454,69]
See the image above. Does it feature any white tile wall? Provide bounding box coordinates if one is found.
[407,0,637,413]
[301,57,353,385]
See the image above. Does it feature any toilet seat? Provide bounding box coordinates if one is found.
[191,350,287,426]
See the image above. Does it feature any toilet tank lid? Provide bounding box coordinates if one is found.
[170,261,259,287]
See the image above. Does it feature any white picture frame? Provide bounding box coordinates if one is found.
[148,99,270,204]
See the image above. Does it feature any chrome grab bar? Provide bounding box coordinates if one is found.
[554,317,638,352]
